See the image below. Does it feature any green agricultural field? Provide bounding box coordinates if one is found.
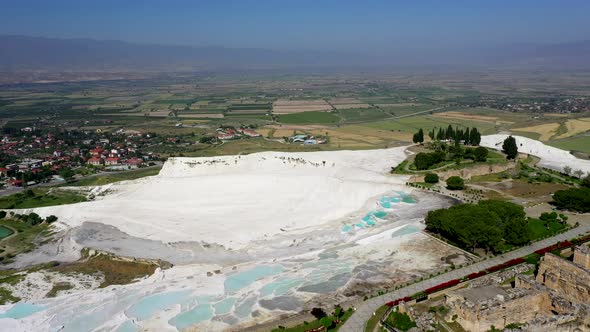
[338,108,390,123]
[548,135,590,154]
[365,115,498,134]
[278,111,340,124]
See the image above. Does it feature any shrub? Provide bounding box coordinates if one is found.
[424,173,439,183]
[446,176,464,190]
[474,146,488,161]
[45,215,58,223]
[0,211,6,219]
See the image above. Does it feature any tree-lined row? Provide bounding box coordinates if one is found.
[413,125,481,145]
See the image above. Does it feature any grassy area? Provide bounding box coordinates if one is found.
[272,308,354,332]
[548,135,590,154]
[383,310,417,331]
[46,282,74,298]
[70,166,162,186]
[53,252,162,288]
[278,111,340,124]
[365,304,390,332]
[527,218,566,240]
[338,108,390,123]
[0,218,53,264]
[0,188,86,209]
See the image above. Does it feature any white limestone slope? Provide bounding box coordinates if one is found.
[481,134,590,177]
[31,147,410,249]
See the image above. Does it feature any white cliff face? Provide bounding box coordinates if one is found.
[481,134,590,177]
[30,147,410,249]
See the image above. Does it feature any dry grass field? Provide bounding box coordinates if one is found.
[512,123,560,141]
[177,113,224,118]
[554,118,590,139]
[434,111,514,124]
[272,99,332,114]
[329,98,371,109]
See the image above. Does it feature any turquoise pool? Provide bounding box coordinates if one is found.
[169,304,213,329]
[224,265,284,293]
[0,303,45,319]
[260,278,303,297]
[213,297,237,315]
[126,291,190,321]
[0,226,14,240]
[391,224,421,238]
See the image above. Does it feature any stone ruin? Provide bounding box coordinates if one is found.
[443,245,590,332]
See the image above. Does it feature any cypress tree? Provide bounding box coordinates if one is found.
[502,135,518,159]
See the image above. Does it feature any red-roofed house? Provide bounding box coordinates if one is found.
[125,158,143,166]
[87,157,104,166]
[105,157,120,166]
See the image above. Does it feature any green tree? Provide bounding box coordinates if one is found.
[319,317,333,329]
[424,173,439,183]
[504,218,530,245]
[413,128,424,144]
[502,135,518,159]
[59,168,76,183]
[582,175,590,188]
[446,176,464,190]
[552,188,590,212]
[474,146,488,161]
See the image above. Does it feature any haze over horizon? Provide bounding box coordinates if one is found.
[1,1,590,74]
[3,0,590,53]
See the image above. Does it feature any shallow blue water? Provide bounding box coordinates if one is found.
[391,224,421,238]
[260,278,304,297]
[169,304,213,329]
[0,303,45,319]
[126,291,190,321]
[115,320,139,332]
[341,225,352,233]
[213,297,236,315]
[224,265,284,293]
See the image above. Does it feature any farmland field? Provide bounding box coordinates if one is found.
[278,111,340,124]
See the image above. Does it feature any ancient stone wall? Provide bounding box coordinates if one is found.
[447,291,551,332]
[573,245,590,270]
[536,253,590,304]
[409,162,515,182]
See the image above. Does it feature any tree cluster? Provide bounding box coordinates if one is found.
[414,151,446,170]
[552,187,590,213]
[425,200,529,253]
[426,125,481,145]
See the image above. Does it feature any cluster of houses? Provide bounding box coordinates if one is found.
[0,130,163,187]
[288,134,326,145]
[215,127,261,140]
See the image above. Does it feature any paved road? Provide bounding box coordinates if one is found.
[339,225,590,332]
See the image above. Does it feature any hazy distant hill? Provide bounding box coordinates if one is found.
[1,35,589,72]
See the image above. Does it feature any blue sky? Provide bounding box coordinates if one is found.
[1,0,589,51]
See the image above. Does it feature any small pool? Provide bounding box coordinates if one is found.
[391,224,421,238]
[0,303,45,319]
[260,278,303,297]
[224,265,284,293]
[126,291,190,321]
[169,304,213,329]
[0,226,14,240]
[213,297,237,315]
[341,225,352,233]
